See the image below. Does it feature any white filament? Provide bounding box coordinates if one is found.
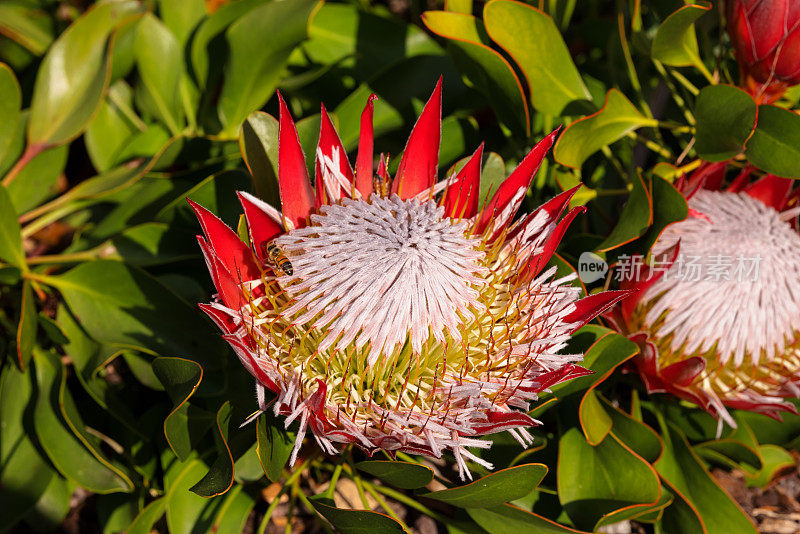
[277,195,489,364]
[644,190,800,367]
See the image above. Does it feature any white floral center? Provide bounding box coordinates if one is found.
[276,194,488,364]
[644,190,800,367]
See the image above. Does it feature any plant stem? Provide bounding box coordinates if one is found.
[2,143,46,187]
[362,482,408,528]
[257,465,306,534]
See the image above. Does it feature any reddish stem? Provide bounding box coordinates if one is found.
[2,143,47,188]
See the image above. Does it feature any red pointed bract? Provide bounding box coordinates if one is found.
[392,78,442,199]
[277,93,315,228]
[197,235,246,310]
[317,103,354,204]
[443,144,484,219]
[237,192,283,262]
[522,206,585,281]
[476,129,559,234]
[564,290,632,332]
[189,199,260,283]
[356,94,377,197]
[744,174,794,210]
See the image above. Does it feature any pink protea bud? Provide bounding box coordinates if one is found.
[190,82,627,479]
[727,0,800,101]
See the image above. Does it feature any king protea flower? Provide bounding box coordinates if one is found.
[191,81,625,479]
[609,162,800,428]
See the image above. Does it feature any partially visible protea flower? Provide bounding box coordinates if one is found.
[609,163,800,428]
[192,81,625,478]
[727,0,800,101]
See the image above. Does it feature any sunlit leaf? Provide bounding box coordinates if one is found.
[483,0,590,115]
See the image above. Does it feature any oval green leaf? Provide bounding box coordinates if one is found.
[134,13,184,135]
[28,1,143,146]
[355,460,434,490]
[554,89,656,168]
[422,10,529,135]
[483,0,590,116]
[419,464,547,508]
[651,2,711,68]
[0,63,21,164]
[217,0,319,135]
[695,85,757,161]
[745,104,800,178]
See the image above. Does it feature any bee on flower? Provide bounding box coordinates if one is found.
[607,162,800,431]
[191,80,626,479]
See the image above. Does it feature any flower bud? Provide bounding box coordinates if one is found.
[727,0,800,98]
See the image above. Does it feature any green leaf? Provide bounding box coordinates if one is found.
[655,420,757,534]
[557,427,661,531]
[256,411,294,482]
[33,349,133,493]
[651,2,711,68]
[304,3,441,80]
[420,464,547,508]
[0,365,55,531]
[239,111,280,207]
[743,445,796,488]
[211,484,257,533]
[135,13,185,135]
[164,458,225,534]
[51,260,227,369]
[483,0,590,116]
[22,475,73,532]
[28,1,143,146]
[480,152,506,202]
[355,461,434,490]
[110,222,198,266]
[467,504,589,533]
[85,82,139,172]
[217,0,319,135]
[158,0,206,45]
[554,89,656,169]
[0,184,25,268]
[745,104,800,178]
[6,143,68,213]
[190,402,235,497]
[127,497,166,534]
[0,3,54,56]
[695,85,757,162]
[16,280,37,369]
[579,389,612,446]
[0,63,21,164]
[595,173,651,253]
[190,0,266,90]
[309,497,407,533]
[153,357,213,461]
[599,395,662,464]
[422,11,529,135]
[694,440,761,471]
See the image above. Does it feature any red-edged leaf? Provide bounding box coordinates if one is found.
[744,174,794,210]
[355,94,377,197]
[277,92,314,228]
[237,191,283,262]
[476,128,558,233]
[564,290,632,331]
[443,143,484,219]
[392,78,442,199]
[189,200,260,282]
